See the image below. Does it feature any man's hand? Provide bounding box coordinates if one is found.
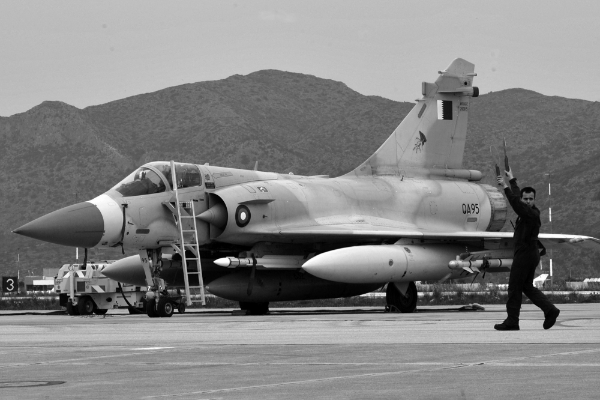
[505,168,514,181]
[496,175,508,188]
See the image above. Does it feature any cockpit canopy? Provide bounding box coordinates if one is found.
[112,162,203,197]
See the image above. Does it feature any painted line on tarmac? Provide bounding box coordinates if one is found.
[143,347,600,398]
[484,363,600,367]
[0,350,173,370]
[131,347,174,350]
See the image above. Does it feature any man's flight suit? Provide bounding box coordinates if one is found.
[503,178,558,326]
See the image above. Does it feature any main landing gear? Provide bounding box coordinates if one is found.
[239,302,269,315]
[385,281,418,313]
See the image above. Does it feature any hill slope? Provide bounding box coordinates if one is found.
[1,72,598,280]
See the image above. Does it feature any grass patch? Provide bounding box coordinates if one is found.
[0,296,62,311]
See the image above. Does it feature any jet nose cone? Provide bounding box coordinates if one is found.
[102,255,147,286]
[13,202,104,248]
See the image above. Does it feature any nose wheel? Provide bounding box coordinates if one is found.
[145,292,184,318]
[146,298,159,318]
[157,298,174,318]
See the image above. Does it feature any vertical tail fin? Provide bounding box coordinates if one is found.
[348,58,479,177]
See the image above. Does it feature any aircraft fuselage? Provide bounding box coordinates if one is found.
[86,163,507,253]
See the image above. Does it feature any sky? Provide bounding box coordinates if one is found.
[1,0,599,117]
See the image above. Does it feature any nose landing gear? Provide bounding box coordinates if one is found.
[141,249,187,318]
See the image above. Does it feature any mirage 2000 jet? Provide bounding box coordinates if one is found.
[14,58,600,317]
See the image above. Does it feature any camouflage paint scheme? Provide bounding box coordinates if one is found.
[15,59,600,311]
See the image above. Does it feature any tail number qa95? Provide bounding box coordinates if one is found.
[462,203,480,215]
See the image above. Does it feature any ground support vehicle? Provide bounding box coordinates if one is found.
[54,261,147,315]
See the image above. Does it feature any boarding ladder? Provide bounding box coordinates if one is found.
[169,160,206,307]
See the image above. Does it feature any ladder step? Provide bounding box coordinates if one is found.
[180,216,195,219]
[181,230,195,233]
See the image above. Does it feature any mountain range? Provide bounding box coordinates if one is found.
[1,70,599,281]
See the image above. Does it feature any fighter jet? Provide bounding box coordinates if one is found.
[14,58,600,317]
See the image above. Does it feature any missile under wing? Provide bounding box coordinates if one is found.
[13,58,600,317]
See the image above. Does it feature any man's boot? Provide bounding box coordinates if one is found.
[543,308,560,330]
[494,321,520,331]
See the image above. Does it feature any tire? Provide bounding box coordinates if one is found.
[66,301,80,316]
[158,298,174,318]
[93,309,108,315]
[146,298,159,318]
[77,296,96,315]
[386,282,417,313]
[239,301,269,315]
[177,302,186,314]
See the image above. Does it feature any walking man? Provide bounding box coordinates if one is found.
[495,168,560,330]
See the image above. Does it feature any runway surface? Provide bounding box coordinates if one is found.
[1,303,599,399]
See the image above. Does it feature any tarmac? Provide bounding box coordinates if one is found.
[1,303,599,399]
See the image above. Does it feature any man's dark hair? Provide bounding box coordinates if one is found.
[521,186,536,199]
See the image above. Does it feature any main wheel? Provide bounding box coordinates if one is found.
[93,309,108,315]
[77,296,96,315]
[146,298,159,318]
[157,298,174,318]
[239,302,269,315]
[386,282,417,313]
[177,302,186,314]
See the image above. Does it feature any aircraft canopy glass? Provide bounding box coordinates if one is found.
[112,162,203,197]
[113,167,167,197]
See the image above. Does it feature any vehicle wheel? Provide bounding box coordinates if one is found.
[386,282,417,313]
[93,309,108,315]
[77,296,96,315]
[158,298,174,318]
[66,301,80,316]
[239,301,269,315]
[177,302,186,314]
[146,298,159,318]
